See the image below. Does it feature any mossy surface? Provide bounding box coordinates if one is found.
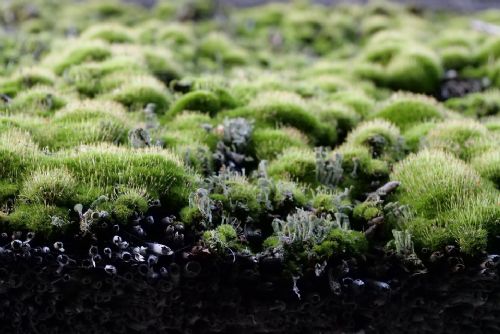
[0,0,499,283]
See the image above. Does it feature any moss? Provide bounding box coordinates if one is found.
[403,122,437,152]
[313,229,368,260]
[330,90,375,118]
[50,41,112,75]
[81,23,135,43]
[391,149,499,254]
[445,90,500,119]
[247,91,325,144]
[0,181,19,204]
[19,168,77,206]
[344,120,403,161]
[202,224,240,253]
[262,235,280,249]
[272,181,308,209]
[425,120,493,161]
[169,90,221,117]
[357,34,442,94]
[7,203,70,237]
[471,149,500,187]
[6,86,67,116]
[108,75,171,113]
[51,144,195,208]
[142,48,182,84]
[0,68,56,97]
[313,102,360,143]
[180,206,204,226]
[0,129,40,182]
[477,36,500,63]
[113,188,148,223]
[250,127,309,161]
[370,93,443,131]
[198,32,248,67]
[353,202,381,221]
[268,147,317,186]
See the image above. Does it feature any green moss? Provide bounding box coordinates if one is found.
[198,33,248,67]
[477,36,500,63]
[81,23,135,43]
[113,188,148,223]
[425,120,493,161]
[0,180,19,204]
[108,75,171,113]
[7,203,70,237]
[6,86,67,116]
[272,181,308,209]
[391,149,499,254]
[370,93,443,131]
[403,122,437,152]
[268,148,317,186]
[353,202,381,221]
[344,120,403,161]
[19,168,77,206]
[445,90,500,118]
[471,149,500,187]
[262,235,280,249]
[313,229,368,260]
[202,223,240,253]
[0,129,40,182]
[0,68,56,97]
[50,41,112,75]
[250,127,309,161]
[330,91,375,118]
[169,90,220,117]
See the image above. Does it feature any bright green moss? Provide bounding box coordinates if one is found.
[268,147,317,186]
[330,90,375,118]
[344,120,403,161]
[81,23,135,43]
[445,90,500,118]
[50,41,112,75]
[403,121,437,152]
[425,120,494,161]
[471,149,500,187]
[6,86,67,116]
[313,229,368,260]
[262,235,280,249]
[370,93,443,131]
[0,68,56,97]
[247,91,325,144]
[251,127,309,161]
[0,129,40,182]
[51,145,195,207]
[198,32,248,67]
[353,202,381,221]
[0,180,19,204]
[476,36,500,64]
[313,102,360,143]
[113,188,149,223]
[391,149,499,254]
[169,90,221,117]
[108,75,171,113]
[19,168,77,206]
[357,33,442,94]
[7,203,70,237]
[272,180,308,209]
[202,224,240,253]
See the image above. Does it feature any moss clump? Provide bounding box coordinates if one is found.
[202,224,241,253]
[0,129,40,182]
[344,120,403,161]
[108,75,171,113]
[313,228,368,260]
[169,90,221,117]
[356,32,442,94]
[268,147,317,186]
[52,144,195,208]
[6,86,67,116]
[7,204,70,237]
[50,41,112,75]
[471,149,500,188]
[353,202,381,221]
[19,168,77,206]
[445,90,500,119]
[403,122,437,152]
[198,33,248,67]
[112,188,149,223]
[370,93,443,131]
[81,23,135,44]
[250,127,308,161]
[425,120,493,161]
[0,68,56,97]
[391,149,499,254]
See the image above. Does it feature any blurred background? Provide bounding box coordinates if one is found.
[125,0,500,11]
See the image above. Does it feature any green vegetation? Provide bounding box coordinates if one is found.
[0,0,499,276]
